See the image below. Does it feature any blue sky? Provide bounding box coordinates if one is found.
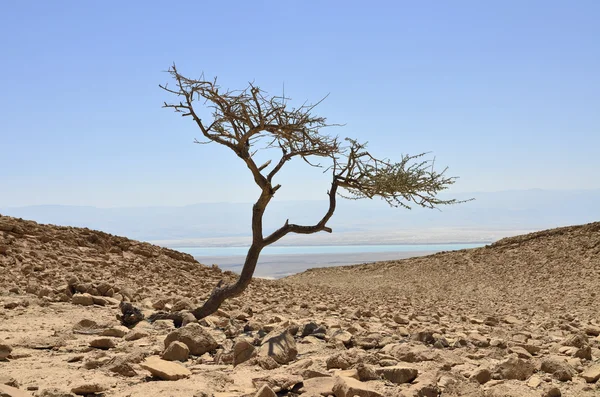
[1,1,599,207]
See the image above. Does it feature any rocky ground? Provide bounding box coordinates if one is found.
[0,214,599,397]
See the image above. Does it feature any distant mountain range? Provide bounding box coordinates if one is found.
[2,189,599,247]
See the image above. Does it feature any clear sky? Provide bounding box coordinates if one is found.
[1,1,599,207]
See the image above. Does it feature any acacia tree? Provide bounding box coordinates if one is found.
[155,65,462,322]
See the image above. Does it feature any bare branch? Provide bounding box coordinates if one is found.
[156,66,468,321]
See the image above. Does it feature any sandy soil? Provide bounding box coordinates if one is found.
[1,215,599,396]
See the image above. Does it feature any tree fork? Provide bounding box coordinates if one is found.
[144,66,465,326]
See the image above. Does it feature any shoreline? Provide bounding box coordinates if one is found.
[194,250,445,279]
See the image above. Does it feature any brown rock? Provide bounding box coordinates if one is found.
[38,388,75,397]
[486,383,538,397]
[162,341,190,362]
[332,376,382,397]
[326,353,351,370]
[0,343,12,360]
[0,384,30,397]
[470,367,491,384]
[374,366,418,384]
[302,377,335,396]
[71,293,94,306]
[355,363,380,381]
[584,325,600,336]
[580,364,600,383]
[259,330,297,364]
[0,376,19,388]
[140,356,191,380]
[164,323,218,356]
[100,326,129,338]
[542,387,562,397]
[233,339,256,366]
[89,338,116,350]
[493,355,536,380]
[124,330,149,341]
[541,356,575,381]
[254,385,277,397]
[71,383,108,395]
[252,374,303,391]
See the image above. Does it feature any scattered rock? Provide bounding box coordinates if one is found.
[162,341,190,362]
[0,384,30,397]
[100,326,129,337]
[164,323,218,356]
[71,293,94,306]
[332,375,382,397]
[0,343,12,360]
[233,339,257,366]
[540,356,575,381]
[254,385,277,397]
[140,356,191,380]
[252,374,303,391]
[70,383,108,395]
[89,338,116,350]
[493,355,536,380]
[580,364,600,383]
[374,366,418,384]
[259,329,297,364]
[302,377,335,396]
[124,329,149,341]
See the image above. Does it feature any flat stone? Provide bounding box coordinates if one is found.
[100,326,129,338]
[71,293,94,306]
[374,366,418,384]
[71,382,108,395]
[259,330,297,364]
[0,376,19,388]
[140,356,191,380]
[252,374,303,391]
[332,376,382,397]
[254,385,277,397]
[493,355,536,380]
[124,330,149,341]
[0,384,30,397]
[581,364,600,383]
[89,338,116,350]
[302,377,335,396]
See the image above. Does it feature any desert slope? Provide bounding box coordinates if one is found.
[286,222,600,319]
[1,215,600,397]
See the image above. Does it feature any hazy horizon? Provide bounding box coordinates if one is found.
[2,188,598,247]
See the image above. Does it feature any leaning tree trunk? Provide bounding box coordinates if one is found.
[191,243,263,319]
[146,243,264,326]
[144,182,337,327]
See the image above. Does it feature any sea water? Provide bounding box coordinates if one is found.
[174,243,487,278]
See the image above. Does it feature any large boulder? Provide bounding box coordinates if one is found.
[164,323,218,356]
